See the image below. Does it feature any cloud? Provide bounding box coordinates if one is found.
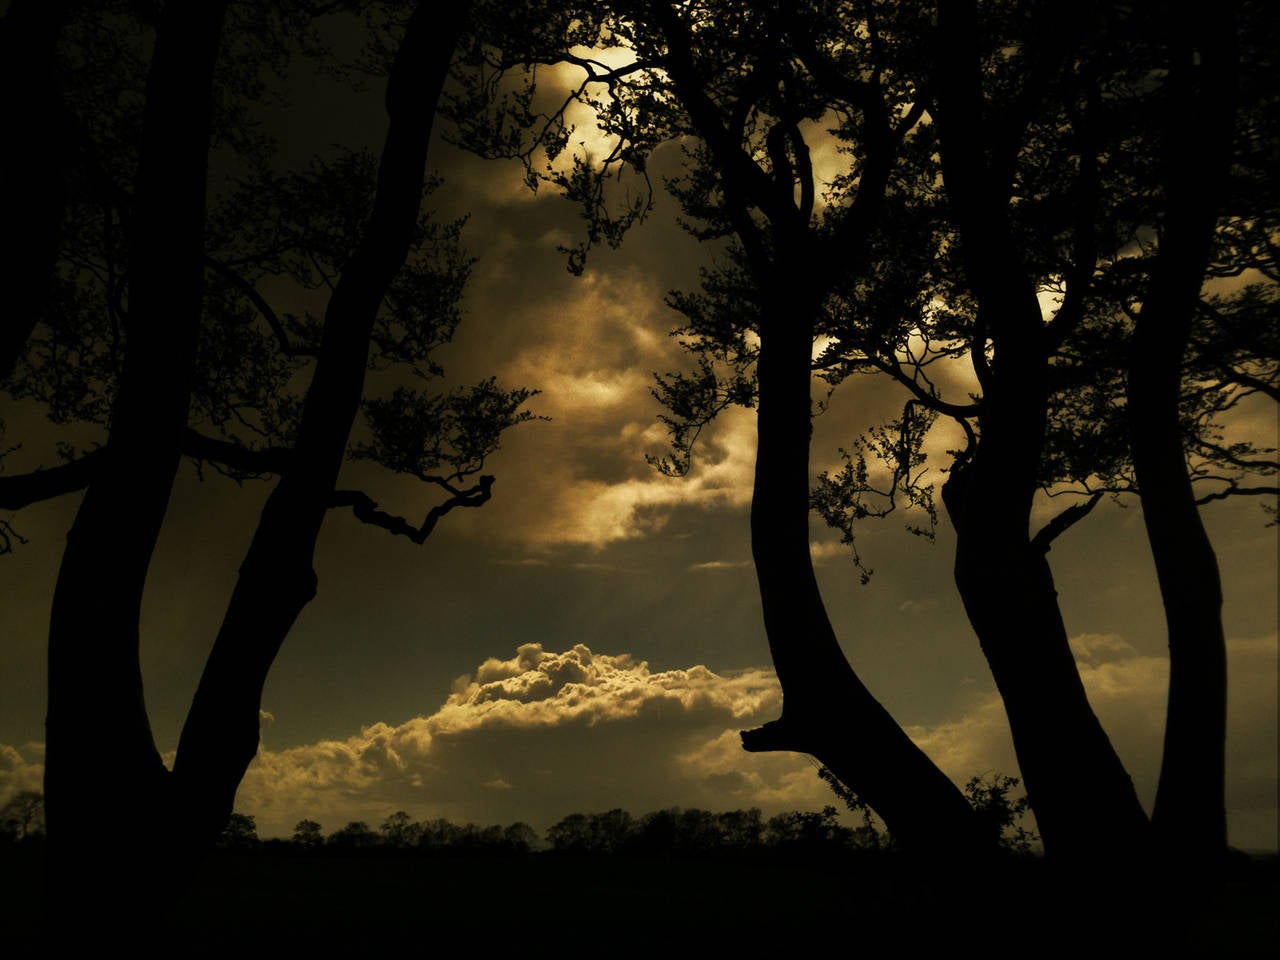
[14,634,1268,850]
[911,632,1278,851]
[232,633,1274,848]
[236,643,791,835]
[508,404,758,549]
[0,742,44,806]
[687,560,751,571]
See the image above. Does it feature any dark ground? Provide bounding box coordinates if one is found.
[3,844,1275,955]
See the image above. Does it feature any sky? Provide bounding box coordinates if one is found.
[1,14,1276,849]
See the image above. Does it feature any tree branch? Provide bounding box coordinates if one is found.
[1030,491,1103,553]
[331,474,494,543]
[0,450,104,509]
[203,255,320,358]
[0,430,291,510]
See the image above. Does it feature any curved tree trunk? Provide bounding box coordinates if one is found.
[1131,7,1238,857]
[744,290,989,853]
[171,1,472,848]
[44,0,228,921]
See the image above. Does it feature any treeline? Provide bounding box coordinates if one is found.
[210,805,887,858]
[1,772,1035,857]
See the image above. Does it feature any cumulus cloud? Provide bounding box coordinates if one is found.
[232,634,1275,849]
[236,643,790,835]
[0,742,44,805]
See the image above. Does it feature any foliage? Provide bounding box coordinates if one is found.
[816,767,889,850]
[2,0,539,512]
[819,767,1038,855]
[327,821,378,849]
[453,0,1278,563]
[0,791,45,842]
[963,775,1038,856]
[291,818,324,849]
[216,812,259,850]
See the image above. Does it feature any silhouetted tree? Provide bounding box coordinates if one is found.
[291,819,324,849]
[380,810,423,848]
[501,822,538,853]
[0,790,45,841]
[483,1,1275,859]
[921,0,1275,858]
[328,820,378,849]
[0,0,538,923]
[458,0,989,853]
[217,813,259,850]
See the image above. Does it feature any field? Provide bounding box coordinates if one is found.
[4,844,1275,954]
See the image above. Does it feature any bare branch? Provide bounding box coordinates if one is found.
[1194,485,1280,505]
[203,255,320,358]
[1030,491,1104,553]
[0,450,104,509]
[331,474,494,543]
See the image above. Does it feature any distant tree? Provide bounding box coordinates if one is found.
[765,806,856,854]
[587,809,636,853]
[716,809,765,852]
[417,817,462,851]
[216,813,259,850]
[380,810,422,848]
[327,821,378,850]
[291,819,323,850]
[501,822,538,854]
[0,791,45,841]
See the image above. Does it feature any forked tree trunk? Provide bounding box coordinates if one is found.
[171,2,472,847]
[44,0,229,921]
[44,3,472,930]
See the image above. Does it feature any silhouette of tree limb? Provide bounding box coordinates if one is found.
[1030,491,1103,553]
[0,430,291,510]
[331,474,494,543]
[203,255,320,358]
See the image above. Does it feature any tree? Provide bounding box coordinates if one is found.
[458,0,989,853]
[217,812,259,850]
[0,0,537,923]
[470,0,1276,859]
[920,0,1275,858]
[0,790,45,842]
[327,820,378,849]
[380,810,423,847]
[291,818,324,849]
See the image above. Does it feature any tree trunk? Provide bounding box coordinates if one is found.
[43,0,228,921]
[943,446,1151,857]
[171,2,471,847]
[930,0,1150,858]
[744,291,989,853]
[1131,8,1238,856]
[0,0,72,382]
